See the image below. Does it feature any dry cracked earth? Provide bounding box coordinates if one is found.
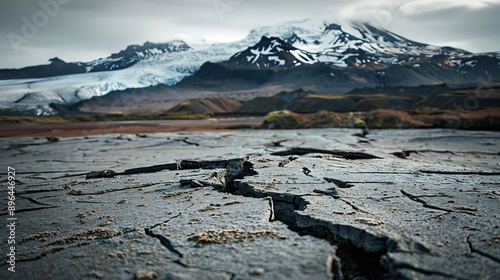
[0,129,499,279]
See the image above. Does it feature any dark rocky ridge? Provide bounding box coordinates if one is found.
[65,49,500,115]
[0,57,87,80]
[161,84,500,115]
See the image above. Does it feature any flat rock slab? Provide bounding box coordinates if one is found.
[0,129,499,279]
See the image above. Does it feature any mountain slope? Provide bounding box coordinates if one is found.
[0,58,87,80]
[229,36,316,68]
[1,19,499,115]
[166,98,243,114]
[0,41,190,80]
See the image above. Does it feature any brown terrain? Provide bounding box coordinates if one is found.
[1,84,499,138]
[0,118,263,138]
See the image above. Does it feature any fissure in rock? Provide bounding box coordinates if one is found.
[220,160,387,280]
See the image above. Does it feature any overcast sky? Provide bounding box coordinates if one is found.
[0,0,499,68]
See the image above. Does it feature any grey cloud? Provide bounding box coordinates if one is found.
[387,4,500,52]
[0,0,498,68]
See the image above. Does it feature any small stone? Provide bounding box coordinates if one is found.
[461,226,481,231]
[179,179,192,186]
[251,268,265,275]
[71,254,88,259]
[190,180,205,188]
[188,218,202,224]
[86,170,117,179]
[452,205,478,212]
[46,137,59,143]
[109,251,126,258]
[89,271,103,279]
[355,218,383,226]
[434,242,444,247]
[279,159,291,167]
[135,270,157,280]
[302,167,312,176]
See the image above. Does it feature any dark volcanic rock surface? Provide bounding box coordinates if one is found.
[0,129,499,279]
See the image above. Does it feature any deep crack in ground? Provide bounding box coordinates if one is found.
[218,158,387,280]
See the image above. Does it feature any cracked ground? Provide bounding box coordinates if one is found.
[0,129,499,279]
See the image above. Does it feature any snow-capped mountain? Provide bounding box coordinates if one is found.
[225,21,473,69]
[229,36,317,67]
[85,41,191,73]
[0,19,499,115]
[0,41,190,80]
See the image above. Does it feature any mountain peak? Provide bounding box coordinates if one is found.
[256,36,288,47]
[109,40,190,59]
[284,33,307,45]
[324,23,343,32]
[228,36,316,68]
[49,57,66,65]
[83,40,191,73]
